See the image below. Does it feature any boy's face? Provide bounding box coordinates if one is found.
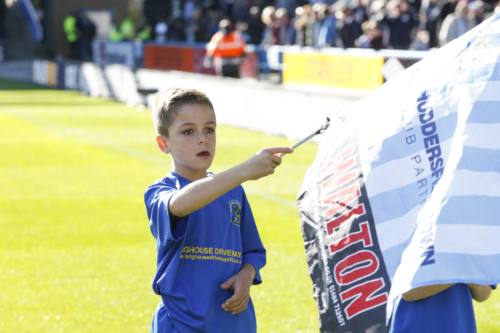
[156,104,216,181]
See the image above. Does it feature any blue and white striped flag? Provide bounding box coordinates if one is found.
[297,13,500,333]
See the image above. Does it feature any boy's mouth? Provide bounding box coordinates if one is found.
[196,151,211,158]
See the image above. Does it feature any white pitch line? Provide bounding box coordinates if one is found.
[0,104,298,210]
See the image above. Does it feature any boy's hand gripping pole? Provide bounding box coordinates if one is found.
[277,117,330,157]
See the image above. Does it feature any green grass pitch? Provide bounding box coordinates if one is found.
[0,78,498,332]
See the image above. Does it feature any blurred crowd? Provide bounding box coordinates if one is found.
[59,0,500,55]
[136,0,500,50]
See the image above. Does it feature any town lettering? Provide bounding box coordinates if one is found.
[417,91,444,190]
[320,145,388,320]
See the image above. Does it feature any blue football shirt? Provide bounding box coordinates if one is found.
[145,172,266,333]
[389,284,477,333]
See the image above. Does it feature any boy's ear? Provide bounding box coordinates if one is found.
[156,134,171,154]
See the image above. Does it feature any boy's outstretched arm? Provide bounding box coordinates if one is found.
[403,283,493,302]
[169,147,293,217]
[220,263,256,314]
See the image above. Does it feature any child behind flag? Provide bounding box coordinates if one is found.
[389,283,495,332]
[144,87,293,332]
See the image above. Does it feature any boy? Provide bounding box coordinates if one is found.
[144,87,293,333]
[389,283,495,332]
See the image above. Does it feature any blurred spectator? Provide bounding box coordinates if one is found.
[370,21,384,49]
[109,19,124,41]
[186,7,206,42]
[275,0,299,19]
[120,16,135,40]
[137,16,152,41]
[425,0,441,48]
[356,21,372,47]
[311,3,327,48]
[234,0,253,20]
[440,0,458,22]
[247,6,264,44]
[356,20,383,49]
[184,0,196,21]
[155,18,168,42]
[206,9,223,41]
[407,0,422,13]
[382,0,418,50]
[205,19,246,77]
[222,0,235,17]
[439,1,476,46]
[127,1,141,30]
[273,8,290,45]
[286,6,306,46]
[469,1,485,25]
[237,21,252,42]
[317,5,337,47]
[75,10,96,61]
[352,0,369,38]
[338,5,359,48]
[304,4,316,47]
[369,0,386,22]
[486,0,500,19]
[260,6,276,46]
[410,29,429,50]
[64,12,78,58]
[169,17,187,41]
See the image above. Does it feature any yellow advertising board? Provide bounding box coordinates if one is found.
[283,53,384,90]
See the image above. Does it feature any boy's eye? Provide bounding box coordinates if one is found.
[205,127,215,133]
[182,129,193,135]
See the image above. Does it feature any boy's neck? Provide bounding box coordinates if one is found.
[172,167,209,182]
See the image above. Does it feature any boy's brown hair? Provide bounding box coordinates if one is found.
[152,87,215,137]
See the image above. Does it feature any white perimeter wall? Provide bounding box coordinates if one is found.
[136,69,365,143]
[0,60,365,143]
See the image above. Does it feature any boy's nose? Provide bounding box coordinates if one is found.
[198,133,208,144]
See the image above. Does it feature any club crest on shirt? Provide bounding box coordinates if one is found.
[229,200,241,227]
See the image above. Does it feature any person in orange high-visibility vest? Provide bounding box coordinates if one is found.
[204,19,246,78]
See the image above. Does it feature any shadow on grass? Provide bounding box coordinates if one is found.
[0,78,52,91]
[0,79,124,108]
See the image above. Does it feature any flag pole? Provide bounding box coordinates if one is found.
[278,117,330,157]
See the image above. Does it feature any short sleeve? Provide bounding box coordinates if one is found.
[145,182,186,250]
[240,188,266,285]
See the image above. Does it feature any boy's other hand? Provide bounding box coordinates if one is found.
[402,283,455,301]
[242,147,293,181]
[467,283,493,302]
[221,263,256,314]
